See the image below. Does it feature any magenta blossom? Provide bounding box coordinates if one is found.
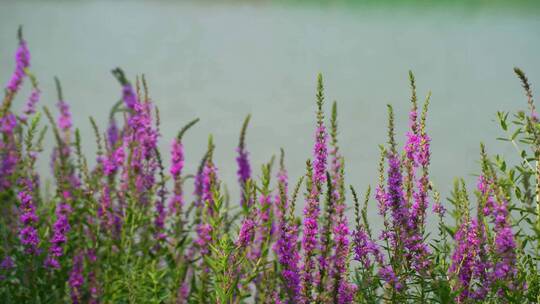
[6,31,30,93]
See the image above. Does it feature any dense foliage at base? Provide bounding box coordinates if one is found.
[1,28,539,303]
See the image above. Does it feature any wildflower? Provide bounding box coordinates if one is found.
[6,28,30,93]
[386,154,407,232]
[57,99,72,132]
[106,118,119,149]
[312,123,328,187]
[102,144,125,176]
[450,219,480,302]
[202,159,218,209]
[113,69,159,203]
[432,201,446,216]
[193,164,205,207]
[312,73,328,187]
[236,115,252,207]
[170,139,184,179]
[0,256,14,270]
[353,229,383,269]
[275,151,288,221]
[168,138,185,215]
[337,281,357,304]
[20,86,40,122]
[17,179,40,255]
[488,188,517,287]
[236,218,255,247]
[236,145,250,182]
[379,265,403,291]
[301,162,320,302]
[154,196,167,242]
[195,223,212,255]
[0,256,15,281]
[69,252,85,304]
[45,192,73,269]
[333,222,352,302]
[250,193,273,260]
[0,114,18,190]
[275,220,301,302]
[301,74,327,302]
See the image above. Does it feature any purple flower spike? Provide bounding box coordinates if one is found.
[168,139,185,216]
[69,252,85,304]
[450,219,482,302]
[45,192,73,268]
[236,146,251,208]
[387,154,407,230]
[106,118,119,149]
[6,30,30,93]
[20,86,41,122]
[202,159,218,210]
[170,139,185,179]
[312,123,328,187]
[112,68,159,205]
[236,115,252,207]
[0,114,19,190]
[17,179,40,255]
[236,218,255,247]
[57,99,72,132]
[301,184,320,302]
[236,147,251,185]
[195,223,212,256]
[379,265,403,291]
[275,220,301,302]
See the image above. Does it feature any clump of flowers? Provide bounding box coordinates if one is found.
[0,29,538,304]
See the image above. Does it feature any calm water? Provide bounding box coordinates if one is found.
[1,1,539,230]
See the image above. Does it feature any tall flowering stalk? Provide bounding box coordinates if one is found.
[312,74,328,187]
[112,69,158,205]
[384,105,407,278]
[153,148,168,244]
[374,74,434,298]
[449,178,490,302]
[236,115,252,207]
[195,136,218,256]
[480,144,518,294]
[327,102,354,304]
[17,177,40,255]
[274,152,302,303]
[372,146,403,293]
[370,75,435,299]
[251,189,272,261]
[275,148,288,222]
[1,28,33,191]
[449,180,475,301]
[236,218,256,248]
[0,113,19,191]
[69,251,85,304]
[20,73,41,123]
[5,27,30,94]
[405,85,432,274]
[169,118,199,235]
[44,79,76,269]
[1,27,30,118]
[301,73,328,303]
[250,159,276,301]
[45,192,72,269]
[301,160,318,303]
[12,88,42,261]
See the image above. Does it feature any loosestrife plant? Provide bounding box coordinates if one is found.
[0,28,539,304]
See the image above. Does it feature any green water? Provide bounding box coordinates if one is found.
[1,1,539,230]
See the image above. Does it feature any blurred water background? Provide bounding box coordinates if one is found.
[1,0,539,231]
